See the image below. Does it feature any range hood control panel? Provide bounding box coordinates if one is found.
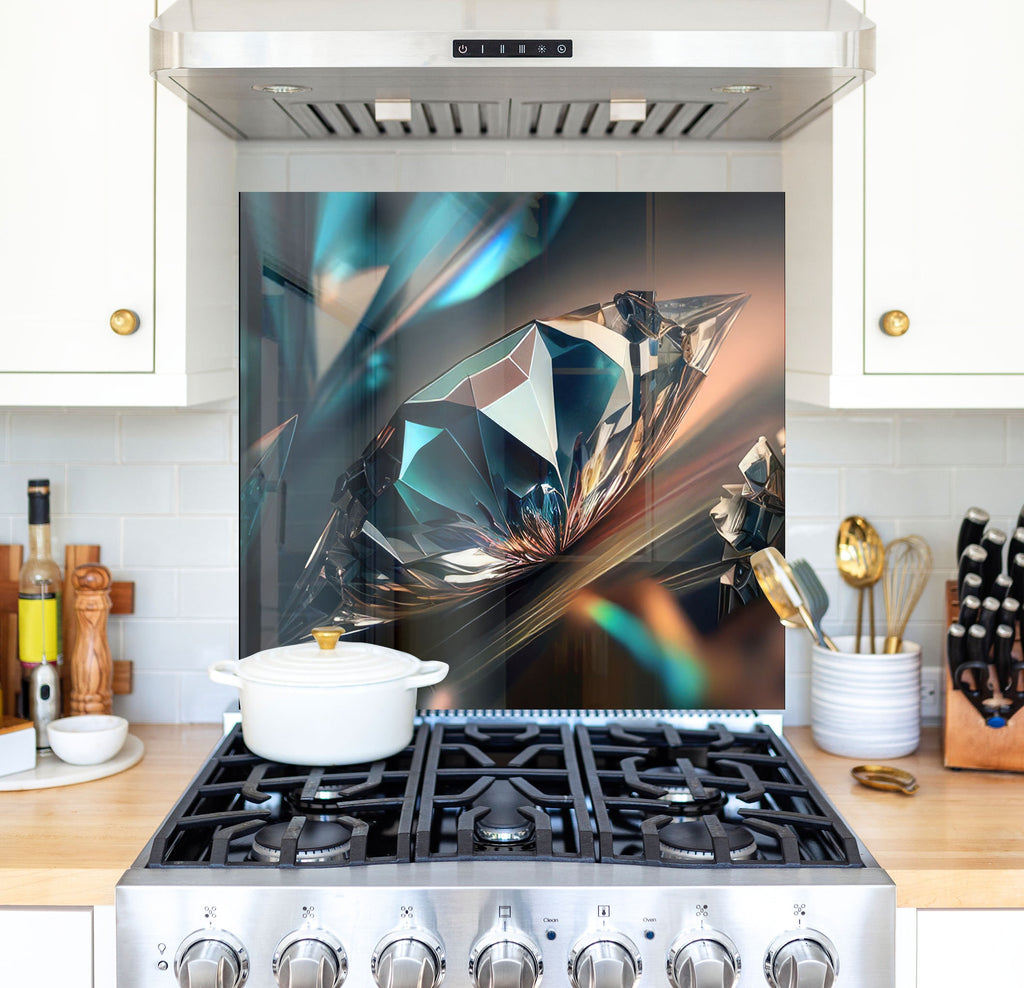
[452,40,573,57]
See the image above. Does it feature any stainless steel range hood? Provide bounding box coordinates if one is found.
[151,0,874,142]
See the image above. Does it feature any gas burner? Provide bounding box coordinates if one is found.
[286,785,353,820]
[250,820,352,864]
[656,785,727,818]
[471,780,536,845]
[657,821,757,863]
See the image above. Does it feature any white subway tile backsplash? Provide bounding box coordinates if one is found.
[289,153,398,191]
[898,414,1006,465]
[119,569,179,619]
[121,412,229,463]
[786,414,892,466]
[728,153,783,191]
[179,569,239,620]
[124,619,237,671]
[0,464,66,514]
[784,468,840,517]
[617,153,727,192]
[68,465,176,515]
[180,465,238,515]
[46,516,123,566]
[842,467,951,518]
[397,153,508,190]
[508,153,617,191]
[113,670,182,724]
[9,412,117,462]
[123,517,234,567]
[179,672,239,724]
[950,467,1024,524]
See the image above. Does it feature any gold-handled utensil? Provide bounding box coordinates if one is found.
[882,535,932,653]
[836,516,885,653]
[750,547,839,651]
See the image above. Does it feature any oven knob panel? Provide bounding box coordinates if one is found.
[273,930,347,988]
[174,929,249,988]
[667,931,740,988]
[764,930,838,988]
[568,933,641,988]
[371,930,446,988]
[469,934,543,988]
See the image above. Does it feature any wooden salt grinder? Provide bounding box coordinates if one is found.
[69,564,113,715]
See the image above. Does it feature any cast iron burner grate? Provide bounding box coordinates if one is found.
[143,720,862,869]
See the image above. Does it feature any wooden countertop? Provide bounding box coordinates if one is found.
[785,726,1024,909]
[0,724,221,907]
[0,724,1020,909]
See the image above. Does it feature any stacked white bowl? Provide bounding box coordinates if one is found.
[810,635,921,759]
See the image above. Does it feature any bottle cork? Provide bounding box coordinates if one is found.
[69,564,113,715]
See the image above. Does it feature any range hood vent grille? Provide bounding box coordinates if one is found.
[279,99,736,140]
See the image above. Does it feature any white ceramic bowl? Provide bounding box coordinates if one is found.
[47,715,129,765]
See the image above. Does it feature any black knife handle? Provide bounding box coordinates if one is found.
[958,594,982,628]
[998,596,1020,630]
[957,506,990,561]
[958,545,988,599]
[995,624,1016,694]
[978,596,1002,649]
[1009,527,1024,567]
[947,623,967,689]
[990,573,1014,603]
[1011,553,1024,604]
[1017,503,1024,534]
[965,624,992,697]
[980,528,1008,588]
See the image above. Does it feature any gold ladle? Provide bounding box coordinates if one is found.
[836,516,886,653]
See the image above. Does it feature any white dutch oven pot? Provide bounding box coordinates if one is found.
[209,628,448,765]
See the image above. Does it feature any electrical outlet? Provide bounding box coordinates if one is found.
[920,667,942,720]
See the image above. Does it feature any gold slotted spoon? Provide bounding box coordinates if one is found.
[836,516,885,653]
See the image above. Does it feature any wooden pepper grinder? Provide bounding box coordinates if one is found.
[69,564,113,715]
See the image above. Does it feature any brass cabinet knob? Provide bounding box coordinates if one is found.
[109,309,140,336]
[880,310,910,337]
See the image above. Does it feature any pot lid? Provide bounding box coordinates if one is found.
[239,632,424,687]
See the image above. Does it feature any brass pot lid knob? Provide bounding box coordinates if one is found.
[109,309,140,336]
[880,310,910,337]
[311,626,344,650]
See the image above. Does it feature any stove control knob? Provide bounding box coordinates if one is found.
[764,931,838,988]
[668,931,740,988]
[568,934,641,988]
[372,931,446,988]
[274,931,347,988]
[174,930,249,988]
[470,935,543,988]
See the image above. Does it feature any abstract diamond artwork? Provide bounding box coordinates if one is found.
[240,192,786,710]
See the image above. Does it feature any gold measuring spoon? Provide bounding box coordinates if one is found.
[851,764,919,795]
[836,516,885,653]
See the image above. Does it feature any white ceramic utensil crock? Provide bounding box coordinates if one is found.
[209,628,448,765]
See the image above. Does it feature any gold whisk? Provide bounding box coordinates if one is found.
[882,535,933,653]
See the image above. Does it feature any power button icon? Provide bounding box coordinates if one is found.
[458,44,468,54]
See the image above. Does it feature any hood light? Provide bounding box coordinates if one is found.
[252,84,311,94]
[713,84,770,94]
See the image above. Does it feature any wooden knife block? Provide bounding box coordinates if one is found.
[0,544,134,718]
[943,580,1024,772]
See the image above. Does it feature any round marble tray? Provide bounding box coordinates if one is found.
[0,734,144,790]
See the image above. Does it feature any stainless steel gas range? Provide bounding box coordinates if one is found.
[115,714,894,988]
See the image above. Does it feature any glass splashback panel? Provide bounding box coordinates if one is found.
[240,191,785,711]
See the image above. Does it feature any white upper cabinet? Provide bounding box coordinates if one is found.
[0,0,236,406]
[785,0,1024,408]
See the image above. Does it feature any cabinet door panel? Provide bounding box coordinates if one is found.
[0,907,93,987]
[0,0,153,373]
[863,0,1024,375]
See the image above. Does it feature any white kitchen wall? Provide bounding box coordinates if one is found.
[4,141,1015,724]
